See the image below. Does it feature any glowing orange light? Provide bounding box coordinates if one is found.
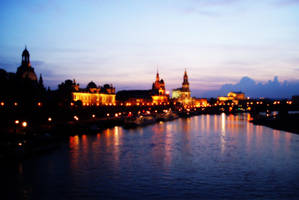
[0,102,4,106]
[74,116,79,121]
[14,102,18,106]
[18,142,23,146]
[92,114,95,118]
[48,117,52,122]
[15,120,20,124]
[107,113,110,117]
[22,121,27,127]
[37,102,42,107]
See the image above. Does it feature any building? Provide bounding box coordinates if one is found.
[217,91,246,104]
[193,98,208,107]
[116,90,152,105]
[151,71,169,104]
[16,47,38,81]
[72,81,116,106]
[172,70,192,105]
[116,71,169,105]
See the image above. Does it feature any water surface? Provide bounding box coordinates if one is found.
[5,114,299,199]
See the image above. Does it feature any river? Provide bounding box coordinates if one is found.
[4,113,299,199]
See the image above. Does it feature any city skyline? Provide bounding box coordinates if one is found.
[1,0,299,97]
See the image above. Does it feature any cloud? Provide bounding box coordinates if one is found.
[201,76,299,98]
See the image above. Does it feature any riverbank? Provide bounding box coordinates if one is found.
[251,113,299,134]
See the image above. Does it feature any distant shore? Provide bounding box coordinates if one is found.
[251,113,299,135]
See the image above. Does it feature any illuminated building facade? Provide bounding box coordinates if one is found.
[72,81,116,106]
[151,71,169,104]
[193,98,208,107]
[16,47,38,81]
[172,70,192,105]
[217,91,246,104]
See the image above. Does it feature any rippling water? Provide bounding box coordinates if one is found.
[4,114,299,199]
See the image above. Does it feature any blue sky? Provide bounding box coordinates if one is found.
[0,0,299,97]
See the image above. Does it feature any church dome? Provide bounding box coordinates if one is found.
[87,81,97,89]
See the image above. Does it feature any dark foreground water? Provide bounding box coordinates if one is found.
[3,114,299,199]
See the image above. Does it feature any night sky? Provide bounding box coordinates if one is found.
[0,0,298,97]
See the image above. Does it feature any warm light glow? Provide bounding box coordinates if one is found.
[92,114,95,118]
[74,116,79,121]
[152,95,168,104]
[48,117,52,122]
[22,121,27,127]
[15,120,20,124]
[37,102,42,107]
[0,102,4,106]
[14,102,18,106]
[73,92,116,106]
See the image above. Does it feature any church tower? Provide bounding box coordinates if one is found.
[22,46,30,67]
[182,69,190,92]
[16,46,37,81]
[152,70,165,95]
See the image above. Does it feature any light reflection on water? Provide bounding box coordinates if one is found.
[4,113,299,200]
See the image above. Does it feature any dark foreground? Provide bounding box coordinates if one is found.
[251,113,299,134]
[2,114,299,200]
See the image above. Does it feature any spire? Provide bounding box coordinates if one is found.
[156,68,159,82]
[39,73,44,88]
[182,69,189,91]
[183,68,188,82]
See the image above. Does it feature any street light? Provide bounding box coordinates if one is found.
[22,121,28,128]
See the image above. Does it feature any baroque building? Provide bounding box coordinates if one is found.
[116,71,169,105]
[172,70,192,105]
[217,91,246,104]
[151,71,169,104]
[16,47,38,81]
[72,81,116,106]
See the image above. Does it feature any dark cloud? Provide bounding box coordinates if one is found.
[200,76,299,98]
